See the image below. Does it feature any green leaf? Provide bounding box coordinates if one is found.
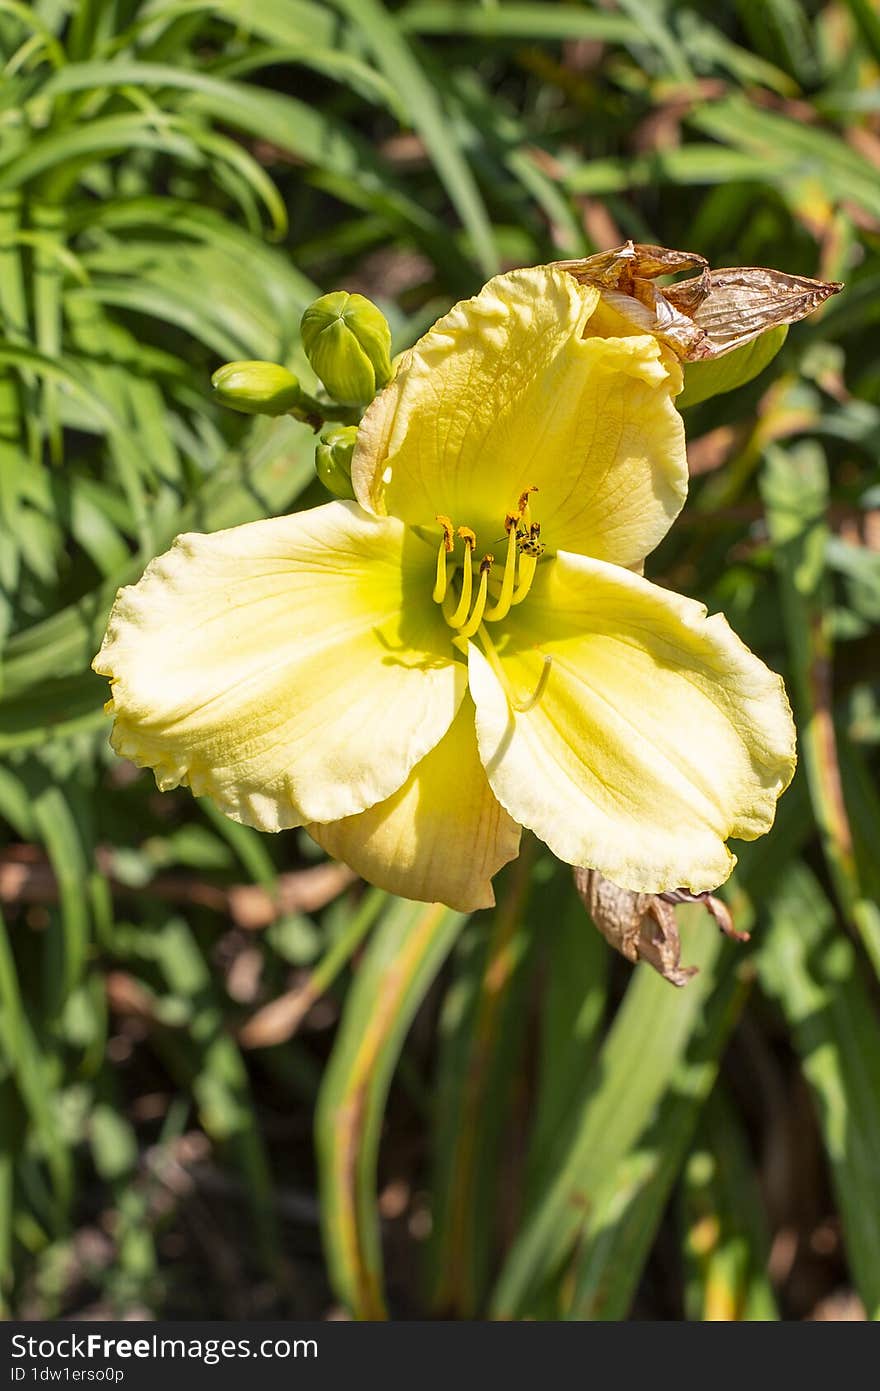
[330,0,498,277]
[316,898,465,1317]
[682,1091,779,1321]
[401,2,639,43]
[757,863,880,1319]
[491,909,733,1318]
[427,852,536,1316]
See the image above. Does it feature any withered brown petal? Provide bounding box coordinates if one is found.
[667,266,843,356]
[555,240,842,362]
[555,242,708,294]
[574,868,745,988]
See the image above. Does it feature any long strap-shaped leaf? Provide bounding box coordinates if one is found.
[762,441,880,977]
[427,849,535,1316]
[491,908,730,1319]
[681,1090,779,1321]
[316,897,465,1318]
[560,949,748,1320]
[757,861,880,1320]
[329,0,498,277]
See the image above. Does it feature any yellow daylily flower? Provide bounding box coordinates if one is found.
[93,265,796,912]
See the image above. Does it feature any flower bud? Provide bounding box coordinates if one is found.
[300,292,392,406]
[212,361,302,416]
[315,425,358,500]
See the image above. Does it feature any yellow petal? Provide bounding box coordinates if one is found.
[93,501,465,830]
[308,696,520,911]
[468,553,796,893]
[352,264,687,568]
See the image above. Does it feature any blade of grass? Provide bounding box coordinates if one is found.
[560,936,748,1319]
[762,441,880,975]
[491,908,731,1318]
[401,2,640,43]
[330,0,498,277]
[522,870,609,1215]
[316,897,465,1318]
[756,861,880,1319]
[0,906,72,1222]
[427,845,536,1316]
[32,785,91,1012]
[682,1090,779,1321]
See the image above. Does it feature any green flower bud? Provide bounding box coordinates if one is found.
[211,360,302,416]
[300,292,392,406]
[315,425,358,500]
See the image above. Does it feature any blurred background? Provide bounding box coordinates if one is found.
[1,0,879,1322]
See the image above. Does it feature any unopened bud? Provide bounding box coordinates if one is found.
[212,360,302,416]
[315,425,357,500]
[300,292,392,406]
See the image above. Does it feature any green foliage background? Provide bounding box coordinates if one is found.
[1,0,879,1321]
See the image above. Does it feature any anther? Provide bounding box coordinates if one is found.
[457,555,493,640]
[437,515,455,552]
[516,485,539,519]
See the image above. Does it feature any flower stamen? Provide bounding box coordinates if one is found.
[433,514,455,603]
[484,522,518,623]
[457,554,493,640]
[510,550,537,606]
[448,528,476,628]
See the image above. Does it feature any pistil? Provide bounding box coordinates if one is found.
[477,622,553,714]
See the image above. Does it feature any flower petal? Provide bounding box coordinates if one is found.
[352,264,687,568]
[468,553,796,893]
[308,695,520,911]
[94,501,465,830]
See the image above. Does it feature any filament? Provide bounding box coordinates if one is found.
[433,515,454,604]
[448,533,475,628]
[457,556,493,639]
[510,552,537,606]
[484,523,518,623]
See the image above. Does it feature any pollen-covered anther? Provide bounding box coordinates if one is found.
[515,485,539,519]
[437,514,455,552]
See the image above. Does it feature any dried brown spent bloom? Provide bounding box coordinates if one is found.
[574,868,748,987]
[556,241,842,362]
